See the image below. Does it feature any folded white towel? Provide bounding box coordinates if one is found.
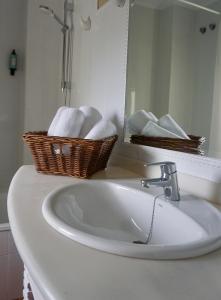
[147,112,158,123]
[85,119,117,140]
[49,107,85,138]
[141,121,183,138]
[79,106,102,138]
[127,110,158,134]
[158,114,190,140]
[48,106,67,136]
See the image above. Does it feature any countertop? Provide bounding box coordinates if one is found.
[8,166,221,300]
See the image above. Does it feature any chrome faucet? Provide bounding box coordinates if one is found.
[141,162,180,201]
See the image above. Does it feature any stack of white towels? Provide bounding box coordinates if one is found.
[127,110,189,140]
[48,106,117,140]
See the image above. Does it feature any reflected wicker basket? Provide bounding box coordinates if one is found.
[130,135,205,155]
[23,131,118,179]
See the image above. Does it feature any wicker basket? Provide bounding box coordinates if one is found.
[23,131,118,179]
[130,135,205,155]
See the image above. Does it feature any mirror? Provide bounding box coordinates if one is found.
[125,0,221,158]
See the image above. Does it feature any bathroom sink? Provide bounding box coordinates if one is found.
[42,180,221,259]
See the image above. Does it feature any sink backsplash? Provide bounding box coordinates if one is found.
[110,143,221,205]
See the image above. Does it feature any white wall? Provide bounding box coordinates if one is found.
[153,7,173,117]
[0,0,27,190]
[125,5,158,117]
[168,6,196,132]
[209,17,221,158]
[23,0,65,163]
[192,11,219,143]
[71,0,129,138]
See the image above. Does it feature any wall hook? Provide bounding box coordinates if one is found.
[200,27,207,34]
[209,23,216,31]
[80,16,91,31]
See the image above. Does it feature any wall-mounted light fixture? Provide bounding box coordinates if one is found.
[97,0,108,9]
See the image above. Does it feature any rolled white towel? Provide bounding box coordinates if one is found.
[127,110,158,134]
[48,106,67,136]
[141,121,183,139]
[79,106,102,138]
[158,114,190,140]
[49,107,85,138]
[85,119,117,140]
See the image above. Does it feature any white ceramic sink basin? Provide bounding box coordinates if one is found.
[42,180,221,259]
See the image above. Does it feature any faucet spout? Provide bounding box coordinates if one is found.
[141,162,180,202]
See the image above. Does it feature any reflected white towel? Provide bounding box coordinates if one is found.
[127,110,158,134]
[48,106,67,136]
[49,107,85,138]
[158,114,190,140]
[141,121,183,138]
[147,112,158,123]
[79,106,102,138]
[85,119,117,140]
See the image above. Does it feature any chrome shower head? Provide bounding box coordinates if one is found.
[39,5,54,16]
[39,5,69,31]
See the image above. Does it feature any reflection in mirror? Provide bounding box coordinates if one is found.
[125,0,221,158]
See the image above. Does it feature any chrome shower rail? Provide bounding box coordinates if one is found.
[39,0,74,106]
